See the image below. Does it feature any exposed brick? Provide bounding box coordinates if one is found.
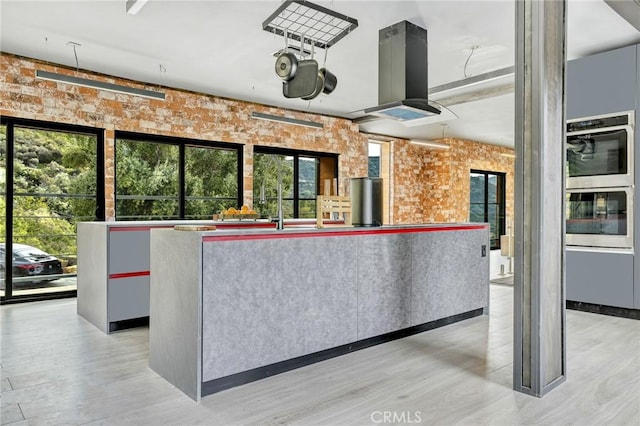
[1,52,512,224]
[391,138,514,225]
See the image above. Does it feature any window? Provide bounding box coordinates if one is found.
[115,132,242,221]
[1,117,104,302]
[298,156,319,218]
[368,143,380,178]
[367,140,391,224]
[253,147,337,219]
[116,140,179,220]
[1,124,6,298]
[470,170,505,249]
[185,145,239,219]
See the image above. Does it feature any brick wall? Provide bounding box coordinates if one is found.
[392,138,515,225]
[0,53,367,220]
[1,52,514,225]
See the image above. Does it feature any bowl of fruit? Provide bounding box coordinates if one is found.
[219,205,258,221]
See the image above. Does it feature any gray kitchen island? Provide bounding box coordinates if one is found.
[77,219,335,334]
[148,223,490,401]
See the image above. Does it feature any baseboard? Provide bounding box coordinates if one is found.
[108,316,150,333]
[1,290,77,305]
[566,300,640,320]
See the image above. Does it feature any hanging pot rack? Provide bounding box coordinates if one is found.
[262,0,358,50]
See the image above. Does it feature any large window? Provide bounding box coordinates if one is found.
[1,117,104,302]
[470,170,505,249]
[115,132,242,220]
[253,147,337,219]
[116,140,179,220]
[185,145,240,219]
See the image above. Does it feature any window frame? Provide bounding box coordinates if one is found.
[470,169,506,250]
[1,116,105,303]
[114,131,243,221]
[253,146,338,218]
[368,142,381,178]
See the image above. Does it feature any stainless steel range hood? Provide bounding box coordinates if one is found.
[364,20,440,121]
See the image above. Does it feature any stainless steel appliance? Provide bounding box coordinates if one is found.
[351,177,382,226]
[566,111,634,189]
[566,187,633,249]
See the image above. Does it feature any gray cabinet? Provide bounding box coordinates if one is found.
[78,222,205,333]
[149,224,490,400]
[566,249,634,309]
[108,276,150,322]
[567,45,637,120]
[106,230,152,325]
[109,230,150,274]
[77,223,154,333]
[78,220,234,333]
[566,44,639,312]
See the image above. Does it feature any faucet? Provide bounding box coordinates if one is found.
[275,179,284,230]
[273,156,284,230]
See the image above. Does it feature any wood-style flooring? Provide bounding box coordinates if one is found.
[1,285,639,425]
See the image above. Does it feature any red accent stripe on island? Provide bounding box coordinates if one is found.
[109,223,278,231]
[202,225,488,243]
[215,223,274,229]
[109,270,150,279]
[109,226,174,232]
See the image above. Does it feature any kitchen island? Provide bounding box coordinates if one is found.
[149,223,489,401]
[77,219,342,333]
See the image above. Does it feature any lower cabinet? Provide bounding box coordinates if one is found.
[566,249,634,309]
[107,276,150,323]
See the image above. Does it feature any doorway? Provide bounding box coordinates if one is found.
[1,118,104,302]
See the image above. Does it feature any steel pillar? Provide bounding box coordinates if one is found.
[513,0,567,397]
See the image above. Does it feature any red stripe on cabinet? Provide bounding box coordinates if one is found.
[202,225,488,243]
[215,223,274,229]
[109,223,278,231]
[109,270,150,279]
[109,226,173,232]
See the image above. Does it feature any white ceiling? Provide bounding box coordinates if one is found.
[1,0,639,147]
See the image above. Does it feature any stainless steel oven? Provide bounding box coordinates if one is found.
[566,111,634,189]
[566,187,633,249]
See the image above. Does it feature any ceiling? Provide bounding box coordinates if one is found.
[1,0,639,147]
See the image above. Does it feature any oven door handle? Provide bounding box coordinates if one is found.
[566,124,632,137]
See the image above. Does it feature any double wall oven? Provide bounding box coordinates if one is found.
[566,111,635,249]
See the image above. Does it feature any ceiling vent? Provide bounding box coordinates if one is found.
[364,21,440,121]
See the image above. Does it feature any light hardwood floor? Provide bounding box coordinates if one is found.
[1,285,639,425]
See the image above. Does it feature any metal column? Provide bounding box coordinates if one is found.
[513,0,567,397]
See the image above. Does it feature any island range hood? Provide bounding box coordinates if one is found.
[364,20,441,121]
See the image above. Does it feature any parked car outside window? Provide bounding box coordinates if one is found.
[0,243,63,287]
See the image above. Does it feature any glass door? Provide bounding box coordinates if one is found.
[470,170,506,250]
[1,125,6,297]
[2,119,103,301]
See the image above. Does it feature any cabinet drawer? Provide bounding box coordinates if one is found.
[108,276,150,322]
[109,230,150,274]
